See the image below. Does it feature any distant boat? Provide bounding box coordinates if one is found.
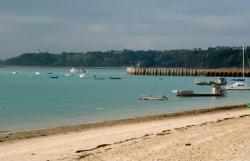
[139,94,167,100]
[35,72,41,75]
[225,82,250,90]
[195,81,213,86]
[230,78,245,82]
[49,76,59,79]
[12,72,17,74]
[79,73,94,78]
[225,44,250,90]
[195,77,227,86]
[172,90,194,96]
[65,73,73,77]
[172,84,226,97]
[79,73,85,78]
[70,67,85,74]
[95,77,105,80]
[108,77,122,79]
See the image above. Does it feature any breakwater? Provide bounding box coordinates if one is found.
[127,67,250,77]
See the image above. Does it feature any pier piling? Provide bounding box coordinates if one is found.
[127,67,250,77]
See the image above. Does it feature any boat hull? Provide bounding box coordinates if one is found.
[225,87,250,90]
[176,93,225,97]
[172,90,225,97]
[109,77,122,79]
[225,82,250,90]
[139,96,167,100]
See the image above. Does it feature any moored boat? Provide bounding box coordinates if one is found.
[65,73,73,77]
[95,77,105,80]
[139,95,167,100]
[108,76,122,79]
[35,72,41,75]
[225,44,250,90]
[195,77,227,86]
[230,78,245,82]
[79,73,94,78]
[70,67,85,74]
[172,90,194,96]
[225,82,250,90]
[195,81,213,85]
[49,76,59,79]
[172,84,226,97]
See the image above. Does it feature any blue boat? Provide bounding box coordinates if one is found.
[49,76,59,79]
[230,78,245,81]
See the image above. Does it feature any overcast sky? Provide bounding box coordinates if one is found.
[0,0,250,59]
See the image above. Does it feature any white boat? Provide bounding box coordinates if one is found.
[70,67,85,74]
[225,82,250,90]
[65,73,73,77]
[79,73,86,78]
[225,44,250,90]
[12,71,18,74]
[79,73,94,78]
[35,72,41,75]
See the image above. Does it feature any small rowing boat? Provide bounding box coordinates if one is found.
[109,77,122,79]
[95,77,105,80]
[49,76,59,79]
[139,94,167,100]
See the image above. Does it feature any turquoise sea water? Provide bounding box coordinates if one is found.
[0,67,249,132]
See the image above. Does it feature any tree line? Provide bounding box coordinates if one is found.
[1,47,249,68]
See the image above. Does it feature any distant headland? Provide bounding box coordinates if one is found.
[0,46,249,68]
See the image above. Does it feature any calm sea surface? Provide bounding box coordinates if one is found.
[0,67,249,132]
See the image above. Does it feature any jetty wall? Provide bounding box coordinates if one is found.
[126,67,250,77]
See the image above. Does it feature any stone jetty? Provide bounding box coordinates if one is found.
[127,67,250,77]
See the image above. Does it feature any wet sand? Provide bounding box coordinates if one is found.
[0,104,249,161]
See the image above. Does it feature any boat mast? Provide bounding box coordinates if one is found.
[243,43,245,78]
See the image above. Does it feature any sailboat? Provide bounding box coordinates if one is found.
[225,44,250,90]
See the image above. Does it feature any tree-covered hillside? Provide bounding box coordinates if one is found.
[2,47,250,68]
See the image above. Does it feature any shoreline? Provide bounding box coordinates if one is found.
[0,103,247,143]
[0,66,127,69]
[0,103,250,161]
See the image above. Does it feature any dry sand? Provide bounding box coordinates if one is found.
[0,105,250,161]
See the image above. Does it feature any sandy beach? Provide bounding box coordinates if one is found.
[0,104,250,161]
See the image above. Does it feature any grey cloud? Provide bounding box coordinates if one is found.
[0,0,250,58]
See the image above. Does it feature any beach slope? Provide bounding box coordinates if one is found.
[0,105,250,161]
